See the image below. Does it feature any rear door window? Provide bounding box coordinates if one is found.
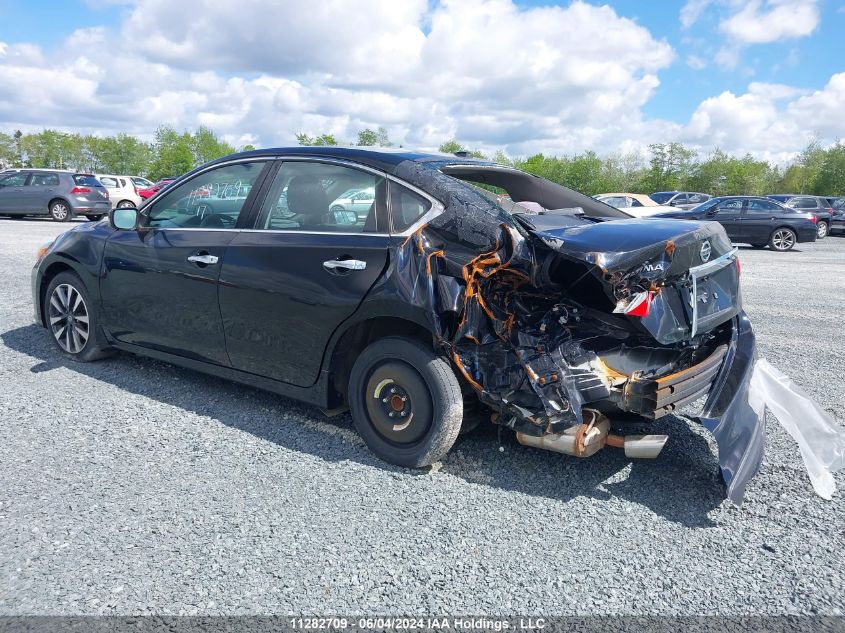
[255,161,386,233]
[746,199,781,213]
[99,176,119,188]
[789,197,817,209]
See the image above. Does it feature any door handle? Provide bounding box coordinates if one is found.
[187,254,218,265]
[323,258,366,271]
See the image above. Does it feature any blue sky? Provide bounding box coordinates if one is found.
[0,0,842,161]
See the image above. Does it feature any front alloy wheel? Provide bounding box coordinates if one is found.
[117,200,135,209]
[817,221,828,239]
[44,272,112,361]
[770,228,796,251]
[49,283,90,354]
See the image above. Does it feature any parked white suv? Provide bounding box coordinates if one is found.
[95,174,143,209]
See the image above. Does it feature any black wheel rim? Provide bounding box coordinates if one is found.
[364,361,432,445]
[49,283,89,353]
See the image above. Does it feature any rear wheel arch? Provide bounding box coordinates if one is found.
[326,316,435,408]
[47,197,71,211]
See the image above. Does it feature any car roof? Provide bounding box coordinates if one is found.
[202,146,492,175]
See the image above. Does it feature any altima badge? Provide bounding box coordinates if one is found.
[700,240,712,263]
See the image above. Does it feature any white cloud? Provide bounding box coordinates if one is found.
[676,77,845,162]
[0,0,676,155]
[0,0,840,164]
[719,0,819,44]
[680,0,714,28]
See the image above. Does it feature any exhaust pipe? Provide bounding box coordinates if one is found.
[516,410,668,459]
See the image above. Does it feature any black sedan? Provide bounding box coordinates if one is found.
[652,196,817,251]
[32,147,764,502]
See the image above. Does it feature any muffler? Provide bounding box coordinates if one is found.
[516,409,668,459]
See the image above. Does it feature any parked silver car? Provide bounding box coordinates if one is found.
[95,174,143,209]
[0,169,110,221]
[329,186,376,220]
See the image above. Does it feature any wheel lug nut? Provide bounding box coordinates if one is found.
[400,411,407,417]
[401,396,407,402]
[382,398,388,403]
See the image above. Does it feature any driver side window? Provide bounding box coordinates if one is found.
[146,161,267,229]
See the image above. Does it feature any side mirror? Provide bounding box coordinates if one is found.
[706,208,718,216]
[110,207,139,230]
[670,200,681,206]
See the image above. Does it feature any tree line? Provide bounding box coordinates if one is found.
[2,125,844,196]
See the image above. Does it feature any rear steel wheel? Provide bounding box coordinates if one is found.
[349,336,463,467]
[817,221,828,239]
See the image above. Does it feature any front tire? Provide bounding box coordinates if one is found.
[44,272,112,361]
[49,200,71,222]
[348,336,463,467]
[817,221,828,239]
[769,227,797,251]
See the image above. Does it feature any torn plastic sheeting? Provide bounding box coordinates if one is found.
[749,358,845,500]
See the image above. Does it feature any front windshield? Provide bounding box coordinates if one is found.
[650,192,674,204]
[688,199,719,213]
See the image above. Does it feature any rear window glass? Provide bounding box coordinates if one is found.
[390,184,431,231]
[73,175,101,187]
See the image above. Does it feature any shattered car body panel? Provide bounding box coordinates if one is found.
[379,157,763,501]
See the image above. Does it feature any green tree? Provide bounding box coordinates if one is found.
[296,132,338,146]
[148,126,195,181]
[191,126,235,165]
[811,141,845,195]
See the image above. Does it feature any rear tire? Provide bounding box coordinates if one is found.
[44,272,112,362]
[348,336,463,467]
[816,221,828,239]
[769,227,797,251]
[49,200,71,222]
[116,200,135,209]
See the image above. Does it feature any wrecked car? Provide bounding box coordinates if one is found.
[31,147,764,502]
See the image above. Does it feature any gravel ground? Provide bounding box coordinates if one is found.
[0,217,843,616]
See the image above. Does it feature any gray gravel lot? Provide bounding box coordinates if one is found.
[0,217,843,616]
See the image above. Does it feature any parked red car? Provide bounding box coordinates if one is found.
[138,178,176,200]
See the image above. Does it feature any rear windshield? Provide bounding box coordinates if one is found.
[73,174,101,187]
[650,192,674,204]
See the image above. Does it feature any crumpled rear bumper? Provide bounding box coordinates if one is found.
[697,311,765,503]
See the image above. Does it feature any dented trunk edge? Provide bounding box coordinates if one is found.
[697,311,765,504]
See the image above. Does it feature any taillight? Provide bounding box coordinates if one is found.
[736,258,741,276]
[808,214,817,224]
[70,186,91,194]
[614,291,653,318]
[134,187,139,195]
